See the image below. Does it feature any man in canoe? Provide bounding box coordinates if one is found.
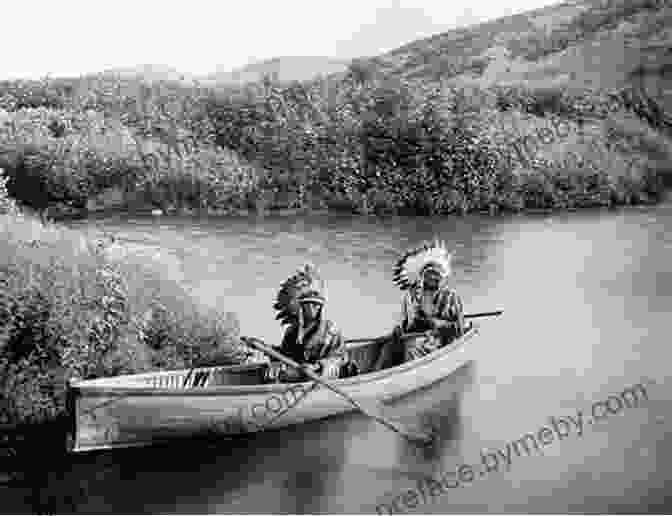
[376,240,466,368]
[266,264,352,382]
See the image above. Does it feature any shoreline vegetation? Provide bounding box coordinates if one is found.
[0,179,244,498]
[0,188,249,510]
[1,63,670,223]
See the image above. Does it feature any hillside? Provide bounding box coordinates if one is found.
[337,0,672,192]
[364,0,670,108]
[102,64,198,85]
[204,56,350,86]
[100,57,351,88]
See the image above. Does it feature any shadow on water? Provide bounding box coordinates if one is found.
[66,425,346,514]
[0,430,336,514]
[386,362,475,486]
[0,362,475,515]
[1,420,85,515]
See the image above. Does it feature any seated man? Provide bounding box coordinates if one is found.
[375,240,465,369]
[395,261,465,361]
[266,265,352,382]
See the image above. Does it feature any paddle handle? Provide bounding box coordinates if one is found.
[345,332,427,345]
[465,310,503,319]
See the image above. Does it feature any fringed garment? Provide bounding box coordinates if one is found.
[400,286,465,361]
[374,286,465,369]
[271,317,347,381]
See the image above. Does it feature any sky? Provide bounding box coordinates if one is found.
[3,0,561,80]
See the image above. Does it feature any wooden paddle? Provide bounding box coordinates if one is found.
[464,310,503,319]
[243,338,433,445]
[344,332,427,345]
[345,310,503,344]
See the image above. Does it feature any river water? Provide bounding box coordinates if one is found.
[5,203,672,513]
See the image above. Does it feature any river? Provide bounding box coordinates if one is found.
[5,203,672,513]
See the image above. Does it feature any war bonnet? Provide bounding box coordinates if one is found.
[393,239,452,290]
[273,264,327,325]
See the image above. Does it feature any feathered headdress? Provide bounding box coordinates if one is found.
[273,264,327,326]
[393,239,452,290]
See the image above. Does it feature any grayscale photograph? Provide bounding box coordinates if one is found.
[0,0,670,513]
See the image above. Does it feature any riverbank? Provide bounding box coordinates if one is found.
[0,205,246,512]
[0,208,242,434]
[43,187,664,223]
[2,75,670,224]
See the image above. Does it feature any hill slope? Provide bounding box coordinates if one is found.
[364,0,670,106]
[333,0,672,194]
[102,64,198,84]
[205,56,350,86]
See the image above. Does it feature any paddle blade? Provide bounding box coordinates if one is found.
[351,397,434,445]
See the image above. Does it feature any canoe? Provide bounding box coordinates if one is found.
[66,324,479,452]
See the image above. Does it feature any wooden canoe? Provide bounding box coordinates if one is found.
[66,325,479,452]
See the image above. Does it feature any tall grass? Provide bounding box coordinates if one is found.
[0,199,241,427]
[0,79,261,217]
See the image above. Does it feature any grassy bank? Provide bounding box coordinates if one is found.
[0,176,244,511]
[0,194,241,431]
[1,69,670,221]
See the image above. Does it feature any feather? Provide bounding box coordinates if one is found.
[393,239,452,290]
[273,263,327,325]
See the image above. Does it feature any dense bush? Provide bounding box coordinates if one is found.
[0,213,241,427]
[206,73,670,215]
[0,67,667,220]
[0,80,261,217]
[0,168,18,215]
[205,77,514,215]
[511,167,613,210]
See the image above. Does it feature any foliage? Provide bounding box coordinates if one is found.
[205,71,668,215]
[0,78,261,216]
[205,76,513,214]
[0,213,240,426]
[0,167,18,215]
[0,54,667,220]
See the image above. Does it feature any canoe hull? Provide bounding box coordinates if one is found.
[69,326,479,452]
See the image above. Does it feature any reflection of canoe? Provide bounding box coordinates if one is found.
[67,325,479,452]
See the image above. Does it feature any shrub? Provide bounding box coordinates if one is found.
[0,79,261,216]
[0,167,18,215]
[0,213,240,426]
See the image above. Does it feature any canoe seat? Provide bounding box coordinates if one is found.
[182,369,212,388]
[346,339,386,375]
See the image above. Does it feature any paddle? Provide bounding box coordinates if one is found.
[344,331,428,345]
[464,310,503,319]
[243,338,433,445]
[345,310,503,344]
